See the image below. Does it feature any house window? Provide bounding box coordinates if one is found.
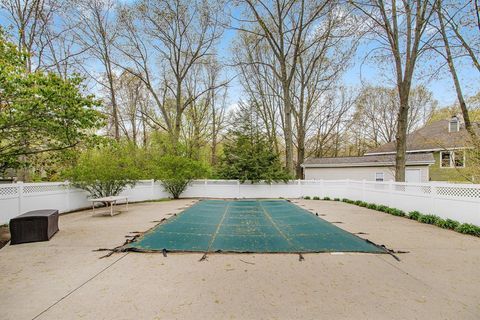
[440,150,465,168]
[441,151,451,167]
[449,116,460,132]
[375,172,384,182]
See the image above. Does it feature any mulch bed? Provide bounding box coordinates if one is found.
[0,225,10,249]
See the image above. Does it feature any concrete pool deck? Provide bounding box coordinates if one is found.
[0,199,479,319]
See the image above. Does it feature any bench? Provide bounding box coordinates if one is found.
[9,209,59,245]
[88,196,129,216]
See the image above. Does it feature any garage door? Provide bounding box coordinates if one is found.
[406,169,422,183]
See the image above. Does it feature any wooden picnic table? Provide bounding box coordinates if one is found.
[89,196,129,216]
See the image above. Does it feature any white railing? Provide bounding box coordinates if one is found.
[1,179,479,225]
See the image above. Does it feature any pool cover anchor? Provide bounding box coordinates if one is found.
[199,253,208,262]
[364,239,409,262]
[93,229,153,258]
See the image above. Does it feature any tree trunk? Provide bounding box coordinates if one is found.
[437,1,477,141]
[296,136,305,179]
[281,74,294,175]
[395,88,409,182]
[172,79,183,154]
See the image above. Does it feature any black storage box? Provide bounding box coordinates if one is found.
[9,209,59,245]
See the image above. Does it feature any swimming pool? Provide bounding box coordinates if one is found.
[127,199,385,253]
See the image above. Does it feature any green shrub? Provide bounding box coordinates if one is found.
[354,200,362,205]
[455,223,480,237]
[65,143,141,198]
[342,198,349,202]
[377,205,389,212]
[323,197,331,201]
[304,196,311,200]
[366,203,377,210]
[358,201,368,207]
[418,214,440,225]
[408,211,422,220]
[150,155,208,199]
[313,196,320,200]
[443,219,460,230]
[334,198,340,201]
[434,218,447,228]
[386,208,405,217]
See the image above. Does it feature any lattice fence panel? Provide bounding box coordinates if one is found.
[23,184,67,194]
[435,186,480,199]
[421,186,432,194]
[0,186,19,197]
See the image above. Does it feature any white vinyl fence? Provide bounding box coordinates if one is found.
[1,179,479,225]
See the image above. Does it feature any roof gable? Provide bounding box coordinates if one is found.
[365,120,475,155]
[303,153,434,167]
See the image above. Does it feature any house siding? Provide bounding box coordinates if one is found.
[429,151,471,182]
[304,165,430,182]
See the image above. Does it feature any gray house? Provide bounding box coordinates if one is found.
[302,153,434,182]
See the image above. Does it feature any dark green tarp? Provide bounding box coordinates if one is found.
[127,200,385,253]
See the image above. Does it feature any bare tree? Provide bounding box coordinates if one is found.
[307,87,355,158]
[291,7,359,177]
[233,34,283,155]
[354,85,435,147]
[435,0,479,140]
[115,0,226,152]
[204,60,227,166]
[234,0,333,175]
[1,0,56,71]
[69,0,120,140]
[112,71,152,146]
[0,0,85,75]
[351,0,436,181]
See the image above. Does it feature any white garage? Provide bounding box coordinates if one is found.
[302,153,434,182]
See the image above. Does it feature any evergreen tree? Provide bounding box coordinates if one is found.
[217,103,291,183]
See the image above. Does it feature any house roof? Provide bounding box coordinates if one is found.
[365,120,476,155]
[302,153,435,168]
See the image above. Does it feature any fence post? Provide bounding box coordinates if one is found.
[388,181,394,207]
[345,179,350,199]
[297,179,301,198]
[65,181,70,212]
[17,182,24,215]
[430,184,437,215]
[237,180,241,198]
[151,179,155,200]
[361,180,366,201]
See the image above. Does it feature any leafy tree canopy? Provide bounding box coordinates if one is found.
[0,29,104,172]
[217,104,291,183]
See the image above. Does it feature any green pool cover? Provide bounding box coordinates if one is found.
[127,200,386,253]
